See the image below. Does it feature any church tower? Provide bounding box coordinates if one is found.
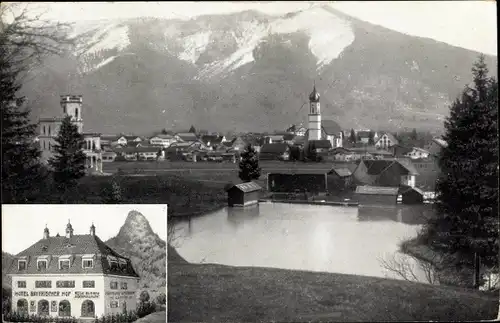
[308,83,321,141]
[60,95,84,133]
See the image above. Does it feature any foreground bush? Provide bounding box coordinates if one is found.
[4,312,77,323]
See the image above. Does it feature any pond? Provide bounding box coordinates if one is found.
[171,202,435,282]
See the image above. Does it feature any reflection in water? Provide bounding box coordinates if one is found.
[227,205,260,228]
[358,205,434,225]
[174,202,430,282]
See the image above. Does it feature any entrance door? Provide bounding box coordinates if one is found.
[37,300,49,316]
[81,300,95,317]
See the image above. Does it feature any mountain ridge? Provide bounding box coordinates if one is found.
[21,5,497,134]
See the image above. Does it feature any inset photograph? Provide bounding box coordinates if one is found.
[2,204,167,323]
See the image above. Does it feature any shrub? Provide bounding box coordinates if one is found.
[223,182,234,192]
[156,292,166,305]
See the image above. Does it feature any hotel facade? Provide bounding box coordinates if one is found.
[7,222,140,319]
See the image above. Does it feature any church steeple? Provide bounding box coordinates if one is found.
[43,225,50,239]
[66,219,74,239]
[307,82,322,141]
[309,81,320,103]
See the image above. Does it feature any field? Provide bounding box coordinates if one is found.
[168,246,499,322]
[102,160,342,174]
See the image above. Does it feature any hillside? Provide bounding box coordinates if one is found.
[21,5,497,134]
[168,245,498,322]
[105,210,166,292]
[2,252,15,289]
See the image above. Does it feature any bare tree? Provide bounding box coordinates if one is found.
[0,2,74,75]
[379,252,441,285]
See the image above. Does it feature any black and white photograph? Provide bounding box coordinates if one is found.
[0,0,498,322]
[2,205,167,322]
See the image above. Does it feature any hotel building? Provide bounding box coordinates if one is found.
[7,222,140,319]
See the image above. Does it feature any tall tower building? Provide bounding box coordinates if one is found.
[38,95,103,172]
[308,83,322,141]
[60,95,84,133]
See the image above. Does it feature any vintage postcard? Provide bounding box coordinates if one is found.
[2,205,167,322]
[0,1,498,322]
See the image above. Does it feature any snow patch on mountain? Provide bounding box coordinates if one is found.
[72,21,130,56]
[198,22,269,79]
[178,31,212,64]
[86,24,130,54]
[191,6,354,79]
[271,7,354,70]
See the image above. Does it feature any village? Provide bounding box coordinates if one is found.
[36,86,445,208]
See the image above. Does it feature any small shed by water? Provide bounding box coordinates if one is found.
[399,186,425,204]
[227,182,262,207]
[327,167,353,191]
[355,185,399,206]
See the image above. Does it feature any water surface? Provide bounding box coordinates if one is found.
[172,202,433,282]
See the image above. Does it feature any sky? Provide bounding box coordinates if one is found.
[1,204,167,255]
[5,1,497,55]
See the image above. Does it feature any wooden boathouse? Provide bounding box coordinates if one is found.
[227,182,262,207]
[355,185,399,206]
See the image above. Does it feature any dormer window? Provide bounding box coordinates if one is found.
[118,258,127,272]
[82,255,94,269]
[37,259,48,271]
[18,259,27,271]
[59,255,71,270]
[107,256,118,271]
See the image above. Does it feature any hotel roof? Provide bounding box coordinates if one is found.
[7,234,139,278]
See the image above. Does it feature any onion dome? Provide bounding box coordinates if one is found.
[309,84,320,102]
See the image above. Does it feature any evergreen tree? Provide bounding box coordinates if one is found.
[102,179,122,203]
[410,128,418,141]
[1,45,44,203]
[188,125,196,133]
[308,141,318,161]
[368,131,375,145]
[238,144,261,182]
[49,116,86,194]
[349,128,356,144]
[422,55,498,288]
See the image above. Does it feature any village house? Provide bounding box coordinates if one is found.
[322,120,343,148]
[136,147,163,160]
[353,159,419,188]
[259,143,290,161]
[327,167,353,191]
[7,221,140,318]
[200,135,225,149]
[399,186,425,204]
[330,147,357,161]
[391,144,414,158]
[406,147,431,159]
[308,139,332,153]
[348,146,393,160]
[149,134,177,148]
[412,156,440,190]
[174,132,198,142]
[424,137,448,157]
[355,130,379,144]
[375,133,399,149]
[101,151,117,163]
[264,135,285,144]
